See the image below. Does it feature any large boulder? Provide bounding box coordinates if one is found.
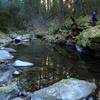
[32,78,96,100]
[77,25,100,51]
[0,50,14,60]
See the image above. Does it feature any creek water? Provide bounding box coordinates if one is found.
[9,39,100,92]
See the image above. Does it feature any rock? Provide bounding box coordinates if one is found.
[11,34,30,45]
[13,71,20,77]
[0,60,5,64]
[4,48,16,53]
[0,50,14,60]
[21,34,31,40]
[0,93,10,100]
[13,71,20,75]
[0,32,12,47]
[0,47,16,53]
[10,33,17,39]
[13,60,34,67]
[75,44,83,53]
[11,97,25,100]
[77,25,100,51]
[0,82,17,93]
[31,95,44,100]
[33,78,96,100]
[0,71,12,84]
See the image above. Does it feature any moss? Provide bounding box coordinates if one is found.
[63,79,68,84]
[77,25,100,50]
[77,16,90,26]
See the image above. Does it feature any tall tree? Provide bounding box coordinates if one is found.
[59,0,64,23]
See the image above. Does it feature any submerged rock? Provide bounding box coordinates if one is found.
[0,93,10,100]
[13,60,34,67]
[0,82,17,93]
[0,71,12,84]
[0,50,14,60]
[33,78,96,100]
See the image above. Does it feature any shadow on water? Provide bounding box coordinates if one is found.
[9,39,100,92]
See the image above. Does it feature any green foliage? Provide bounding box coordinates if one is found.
[8,4,26,30]
[0,2,26,32]
[63,79,68,84]
[48,19,60,33]
[77,16,91,29]
[77,25,100,50]
[0,10,11,32]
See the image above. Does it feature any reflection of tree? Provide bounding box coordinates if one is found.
[80,55,100,96]
[19,57,92,92]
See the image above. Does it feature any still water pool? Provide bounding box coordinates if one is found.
[10,39,100,92]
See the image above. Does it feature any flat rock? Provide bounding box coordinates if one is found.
[0,50,14,60]
[4,48,16,53]
[0,47,16,53]
[33,78,96,100]
[11,97,25,100]
[13,60,33,67]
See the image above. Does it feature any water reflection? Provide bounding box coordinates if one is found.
[9,40,100,92]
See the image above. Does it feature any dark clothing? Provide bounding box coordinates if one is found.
[92,12,97,26]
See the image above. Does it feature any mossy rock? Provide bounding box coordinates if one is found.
[0,82,17,93]
[77,25,100,50]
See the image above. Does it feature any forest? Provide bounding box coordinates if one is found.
[0,0,100,100]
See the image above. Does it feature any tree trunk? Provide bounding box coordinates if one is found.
[59,0,64,24]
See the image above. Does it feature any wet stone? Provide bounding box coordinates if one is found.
[0,50,14,60]
[33,78,96,100]
[11,97,25,100]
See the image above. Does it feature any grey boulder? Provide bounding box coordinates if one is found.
[33,78,96,100]
[0,50,14,60]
